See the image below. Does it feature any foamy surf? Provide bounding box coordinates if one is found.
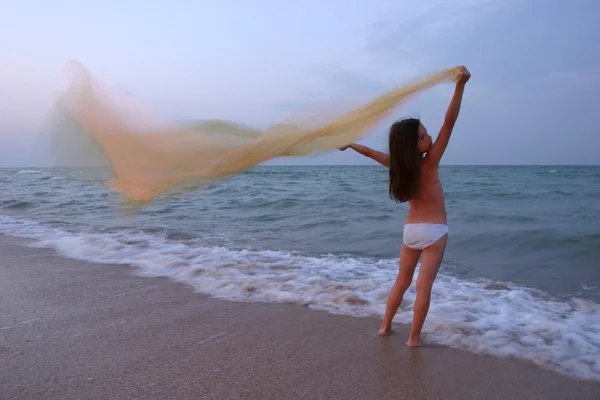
[1,214,598,382]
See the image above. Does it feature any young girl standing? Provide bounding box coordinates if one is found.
[340,66,470,346]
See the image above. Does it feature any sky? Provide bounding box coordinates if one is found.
[1,0,599,166]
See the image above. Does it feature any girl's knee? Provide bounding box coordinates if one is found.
[395,278,412,293]
[415,276,434,295]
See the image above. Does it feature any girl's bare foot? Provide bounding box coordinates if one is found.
[406,336,423,347]
[378,323,393,336]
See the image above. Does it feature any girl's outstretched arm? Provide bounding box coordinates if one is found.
[339,143,390,168]
[428,66,471,164]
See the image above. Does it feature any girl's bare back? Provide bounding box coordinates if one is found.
[406,160,447,225]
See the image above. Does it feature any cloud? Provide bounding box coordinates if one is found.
[272,0,509,109]
[267,0,518,134]
[363,0,506,65]
[462,83,515,109]
[537,71,600,87]
[268,63,390,118]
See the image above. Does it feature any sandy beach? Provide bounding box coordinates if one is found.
[1,235,599,400]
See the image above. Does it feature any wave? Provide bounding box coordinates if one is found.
[0,214,598,381]
[0,200,34,210]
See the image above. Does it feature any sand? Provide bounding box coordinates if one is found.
[1,235,599,400]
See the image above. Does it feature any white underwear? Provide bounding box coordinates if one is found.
[403,223,448,250]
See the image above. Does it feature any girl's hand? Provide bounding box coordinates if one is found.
[458,66,471,85]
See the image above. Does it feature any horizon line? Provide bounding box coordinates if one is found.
[1,164,599,169]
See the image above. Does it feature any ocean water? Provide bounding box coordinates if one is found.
[1,165,599,381]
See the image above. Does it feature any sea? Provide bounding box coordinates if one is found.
[1,165,599,381]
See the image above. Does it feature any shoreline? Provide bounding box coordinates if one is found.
[1,235,599,399]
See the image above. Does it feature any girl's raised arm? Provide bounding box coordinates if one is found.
[427,66,471,164]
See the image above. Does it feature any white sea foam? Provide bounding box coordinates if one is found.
[1,214,598,381]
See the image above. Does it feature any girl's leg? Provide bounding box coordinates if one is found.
[407,234,447,346]
[379,243,421,335]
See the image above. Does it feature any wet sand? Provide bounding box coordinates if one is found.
[1,236,599,400]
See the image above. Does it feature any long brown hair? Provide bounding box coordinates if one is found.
[388,118,421,203]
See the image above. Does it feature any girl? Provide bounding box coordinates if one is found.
[340,66,470,347]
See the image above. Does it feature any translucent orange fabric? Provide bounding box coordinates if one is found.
[47,61,463,204]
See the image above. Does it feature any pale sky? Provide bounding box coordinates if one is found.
[1,0,598,166]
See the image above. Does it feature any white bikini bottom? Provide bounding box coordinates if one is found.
[403,223,448,250]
